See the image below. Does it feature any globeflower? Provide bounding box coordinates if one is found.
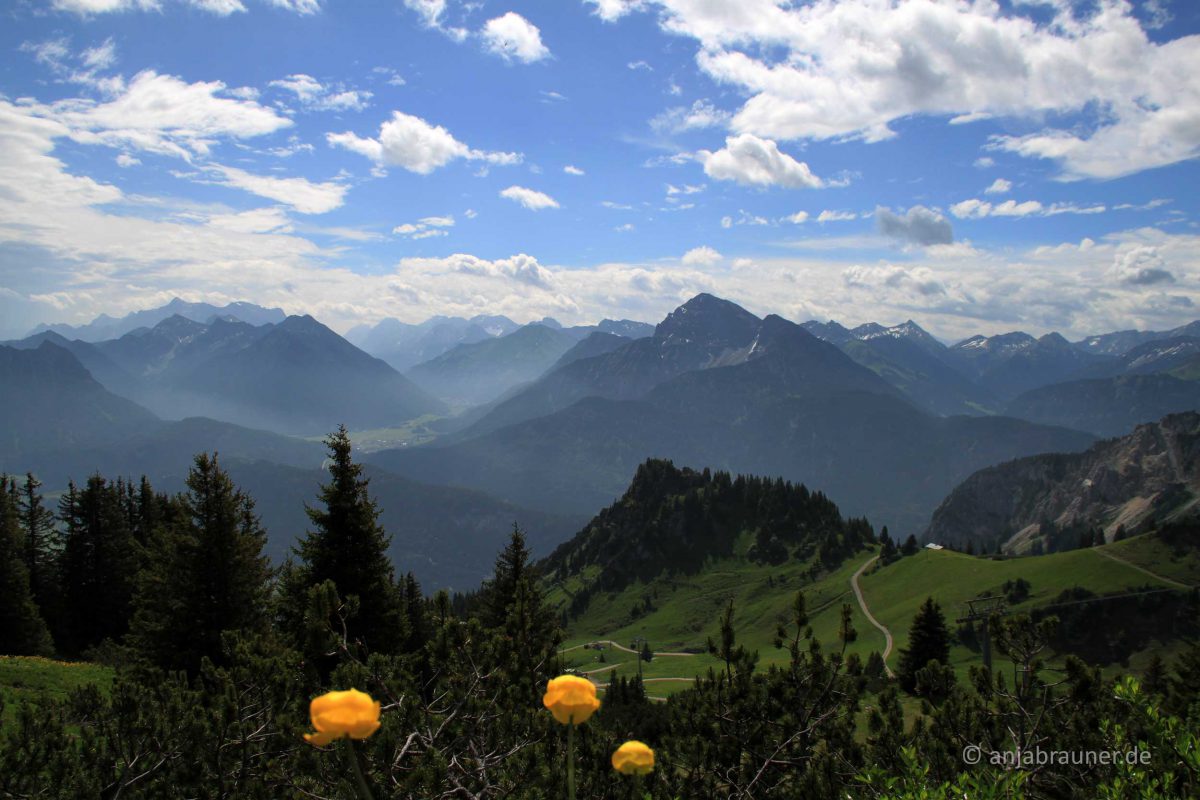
[612,740,655,775]
[542,674,601,725]
[304,688,381,747]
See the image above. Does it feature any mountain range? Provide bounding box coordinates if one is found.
[9,294,1199,587]
[365,295,1096,535]
[925,412,1200,553]
[9,314,444,436]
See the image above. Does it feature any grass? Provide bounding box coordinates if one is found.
[1100,533,1200,587]
[555,537,1194,697]
[0,656,114,734]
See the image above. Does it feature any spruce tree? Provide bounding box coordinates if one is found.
[18,473,60,624]
[0,478,53,655]
[127,453,272,673]
[481,525,560,701]
[58,475,140,657]
[897,597,950,694]
[288,426,404,655]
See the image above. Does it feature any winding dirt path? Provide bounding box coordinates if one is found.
[1093,546,1194,589]
[851,555,896,678]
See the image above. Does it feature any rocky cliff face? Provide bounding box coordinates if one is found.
[924,412,1200,551]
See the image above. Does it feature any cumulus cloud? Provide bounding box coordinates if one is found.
[328,111,520,174]
[394,215,455,239]
[681,245,721,266]
[564,165,585,176]
[595,0,1200,180]
[817,210,856,223]
[984,178,1011,195]
[785,211,808,224]
[842,263,946,297]
[876,205,953,246]
[39,70,292,159]
[482,12,551,64]
[700,134,822,189]
[500,185,559,210]
[1114,246,1174,286]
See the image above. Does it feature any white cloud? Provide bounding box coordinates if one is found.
[115,153,140,167]
[681,245,721,266]
[700,133,822,189]
[1113,246,1174,286]
[665,183,704,196]
[394,215,455,238]
[266,0,320,14]
[973,157,995,169]
[615,223,635,232]
[650,100,730,134]
[270,74,371,112]
[601,201,633,210]
[482,12,551,64]
[188,0,246,14]
[627,60,653,71]
[328,111,520,174]
[564,165,585,176]
[585,0,645,22]
[817,210,857,223]
[785,211,808,224]
[204,164,346,214]
[81,39,118,69]
[876,206,954,246]
[500,186,559,211]
[951,197,1108,220]
[52,0,159,14]
[604,0,1200,180]
[843,263,946,297]
[38,70,292,159]
[206,207,292,234]
[984,178,1012,195]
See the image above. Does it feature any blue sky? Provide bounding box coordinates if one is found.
[0,0,1197,341]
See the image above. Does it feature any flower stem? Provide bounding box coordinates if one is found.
[342,739,374,800]
[567,720,576,800]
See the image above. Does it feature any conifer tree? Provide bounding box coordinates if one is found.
[127,453,271,673]
[58,475,140,657]
[0,477,53,655]
[18,473,60,623]
[901,534,919,556]
[287,426,404,655]
[897,597,950,694]
[481,525,560,700]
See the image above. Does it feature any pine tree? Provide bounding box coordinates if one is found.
[58,475,140,657]
[18,473,60,624]
[127,453,272,673]
[897,597,950,694]
[708,599,751,679]
[901,534,919,556]
[481,525,560,701]
[287,426,404,655]
[0,477,53,655]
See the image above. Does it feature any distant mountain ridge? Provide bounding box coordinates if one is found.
[28,297,286,342]
[925,411,1200,552]
[367,295,1095,537]
[12,314,444,436]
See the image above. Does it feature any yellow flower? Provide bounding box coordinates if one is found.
[304,689,381,746]
[542,675,600,725]
[612,740,655,775]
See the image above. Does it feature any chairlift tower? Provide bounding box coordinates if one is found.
[956,596,1007,673]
